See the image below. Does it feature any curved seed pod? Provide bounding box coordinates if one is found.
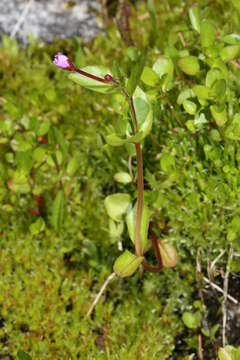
[158,241,178,268]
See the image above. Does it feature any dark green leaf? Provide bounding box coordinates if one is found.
[17,351,32,360]
[51,190,64,232]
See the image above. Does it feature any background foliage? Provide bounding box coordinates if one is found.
[1,0,240,358]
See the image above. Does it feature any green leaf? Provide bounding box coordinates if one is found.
[38,121,50,136]
[114,172,132,184]
[189,7,200,33]
[51,190,64,232]
[178,56,200,76]
[131,87,153,141]
[177,88,195,105]
[112,61,124,85]
[201,328,211,337]
[210,324,219,337]
[210,129,221,142]
[104,193,131,222]
[147,0,155,14]
[11,135,32,152]
[127,47,147,96]
[109,219,124,239]
[126,47,139,61]
[206,68,223,87]
[147,0,157,46]
[9,170,31,194]
[141,66,159,86]
[67,156,79,176]
[113,250,143,277]
[212,59,228,78]
[16,151,33,174]
[69,66,117,94]
[106,133,126,147]
[53,127,68,162]
[210,105,227,127]
[232,0,240,9]
[152,56,174,91]
[160,153,175,172]
[29,217,46,235]
[218,347,234,360]
[220,45,240,62]
[126,201,150,252]
[225,114,240,140]
[193,85,210,99]
[182,311,201,329]
[200,21,215,48]
[117,87,153,145]
[33,147,46,165]
[183,100,197,115]
[186,120,196,132]
[17,351,32,360]
[223,34,240,45]
[211,79,226,98]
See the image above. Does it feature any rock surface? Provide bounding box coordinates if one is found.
[0,0,102,43]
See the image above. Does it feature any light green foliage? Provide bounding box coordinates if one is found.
[178,56,200,76]
[152,56,174,91]
[218,346,240,360]
[182,311,201,329]
[1,0,240,358]
[104,193,131,221]
[126,202,150,252]
[69,66,117,94]
[114,171,132,184]
[113,250,143,277]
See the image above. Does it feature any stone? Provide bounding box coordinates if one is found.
[0,0,103,43]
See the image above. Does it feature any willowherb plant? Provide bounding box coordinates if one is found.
[53,51,178,278]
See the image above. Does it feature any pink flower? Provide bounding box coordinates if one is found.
[53,53,74,70]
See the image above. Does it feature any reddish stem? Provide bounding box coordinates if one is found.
[75,68,108,84]
[129,97,144,257]
[142,259,162,273]
[152,237,163,268]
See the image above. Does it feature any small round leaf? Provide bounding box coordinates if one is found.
[104,193,131,222]
[178,56,200,76]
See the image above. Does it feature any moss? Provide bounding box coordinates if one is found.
[1,0,240,358]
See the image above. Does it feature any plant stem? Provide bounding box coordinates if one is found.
[86,272,116,317]
[129,97,144,257]
[75,68,108,83]
[152,235,163,268]
[142,227,162,273]
[129,97,163,273]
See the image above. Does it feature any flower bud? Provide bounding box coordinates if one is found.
[158,241,178,268]
[104,74,113,82]
[53,53,74,71]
